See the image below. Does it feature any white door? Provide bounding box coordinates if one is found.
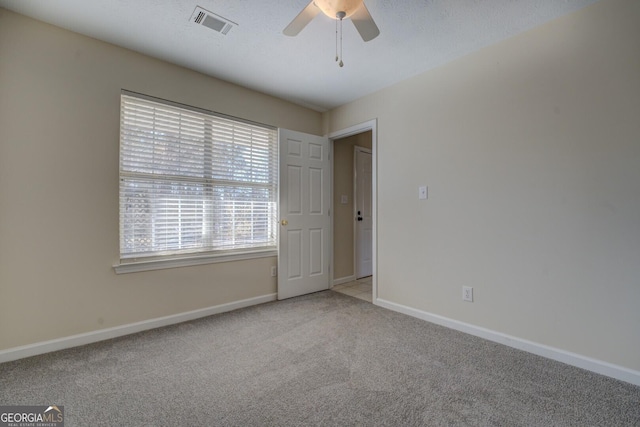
[278,129,331,300]
[355,147,372,278]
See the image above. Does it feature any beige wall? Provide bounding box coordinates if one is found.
[325,0,640,371]
[332,131,372,281]
[0,9,322,350]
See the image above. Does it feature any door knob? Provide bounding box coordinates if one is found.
[281,219,288,226]
[357,217,363,221]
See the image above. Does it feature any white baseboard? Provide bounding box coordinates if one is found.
[332,275,356,287]
[0,293,277,364]
[375,298,640,387]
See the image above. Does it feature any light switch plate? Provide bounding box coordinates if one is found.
[341,195,348,204]
[419,186,428,200]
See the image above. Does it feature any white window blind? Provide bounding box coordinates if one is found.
[119,92,278,261]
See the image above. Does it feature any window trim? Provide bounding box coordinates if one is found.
[114,90,279,273]
[113,248,277,274]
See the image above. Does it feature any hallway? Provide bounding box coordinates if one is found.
[331,277,372,302]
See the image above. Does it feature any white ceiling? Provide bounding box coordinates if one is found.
[0,0,598,112]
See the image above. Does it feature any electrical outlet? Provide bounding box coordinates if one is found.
[462,286,473,302]
[271,266,277,277]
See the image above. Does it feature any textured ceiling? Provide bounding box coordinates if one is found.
[0,0,599,111]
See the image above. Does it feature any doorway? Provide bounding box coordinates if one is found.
[330,120,377,302]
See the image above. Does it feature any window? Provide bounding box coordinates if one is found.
[118,91,278,269]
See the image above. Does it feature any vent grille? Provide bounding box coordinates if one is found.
[190,6,237,35]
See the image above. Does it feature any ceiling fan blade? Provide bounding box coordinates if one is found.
[351,2,380,42]
[283,1,320,36]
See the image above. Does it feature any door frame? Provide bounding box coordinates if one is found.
[329,119,378,303]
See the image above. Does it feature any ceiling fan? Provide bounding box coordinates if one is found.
[283,0,380,66]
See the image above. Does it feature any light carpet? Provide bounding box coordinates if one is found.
[1,291,639,426]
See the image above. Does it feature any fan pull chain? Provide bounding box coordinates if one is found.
[339,16,344,67]
[335,17,339,62]
[336,11,346,68]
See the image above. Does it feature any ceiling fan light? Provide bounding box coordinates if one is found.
[314,0,363,19]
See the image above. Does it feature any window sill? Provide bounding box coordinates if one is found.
[113,249,277,274]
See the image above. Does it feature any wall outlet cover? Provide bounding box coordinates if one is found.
[463,286,473,302]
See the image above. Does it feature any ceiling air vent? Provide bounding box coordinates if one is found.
[190,6,237,35]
